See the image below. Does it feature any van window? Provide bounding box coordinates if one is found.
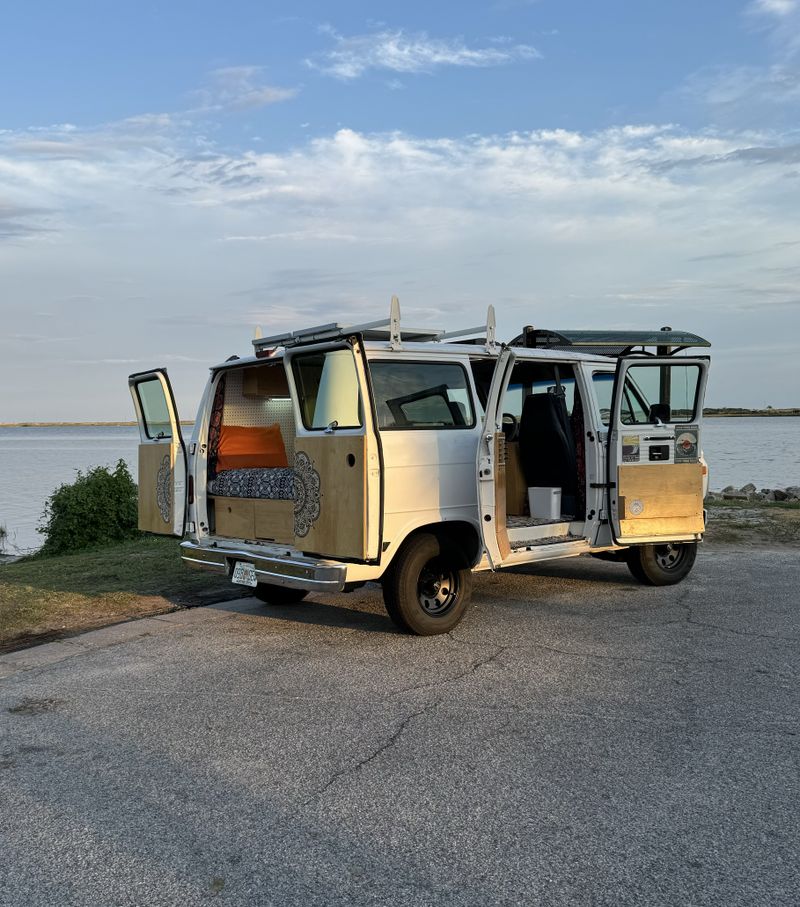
[592,372,614,425]
[622,363,701,424]
[503,362,577,420]
[136,378,172,439]
[593,365,701,425]
[370,361,475,429]
[292,349,363,430]
[594,370,649,425]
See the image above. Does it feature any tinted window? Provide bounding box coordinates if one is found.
[292,349,363,430]
[503,362,577,420]
[370,361,475,429]
[136,378,172,439]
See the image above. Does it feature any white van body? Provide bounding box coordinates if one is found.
[130,305,710,635]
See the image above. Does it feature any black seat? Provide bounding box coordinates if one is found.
[519,393,578,511]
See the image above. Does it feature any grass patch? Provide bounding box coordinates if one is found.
[704,499,800,546]
[0,536,244,653]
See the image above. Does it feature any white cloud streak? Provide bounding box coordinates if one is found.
[307,28,540,79]
[191,66,298,112]
[749,0,798,16]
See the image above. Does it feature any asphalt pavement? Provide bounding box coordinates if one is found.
[0,544,798,906]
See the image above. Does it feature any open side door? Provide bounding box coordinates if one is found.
[607,356,709,545]
[128,369,187,536]
[477,348,516,567]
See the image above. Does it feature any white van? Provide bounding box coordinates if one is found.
[129,302,710,636]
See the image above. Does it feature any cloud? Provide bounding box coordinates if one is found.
[191,66,298,112]
[749,0,797,16]
[2,118,799,413]
[676,1,800,122]
[306,28,540,80]
[0,201,51,239]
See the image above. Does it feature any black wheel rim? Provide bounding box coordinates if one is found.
[417,558,458,616]
[653,543,688,571]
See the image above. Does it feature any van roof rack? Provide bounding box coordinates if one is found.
[252,298,498,353]
[254,320,443,351]
[509,327,710,357]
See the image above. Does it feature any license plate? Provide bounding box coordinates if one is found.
[232,561,257,588]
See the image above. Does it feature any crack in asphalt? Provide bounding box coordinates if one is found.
[389,645,509,697]
[303,699,441,806]
[677,589,799,645]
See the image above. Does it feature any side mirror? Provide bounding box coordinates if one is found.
[648,403,671,424]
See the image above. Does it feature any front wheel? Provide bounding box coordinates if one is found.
[382,533,473,636]
[626,542,697,586]
[253,584,309,605]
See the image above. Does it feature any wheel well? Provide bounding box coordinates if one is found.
[386,521,482,572]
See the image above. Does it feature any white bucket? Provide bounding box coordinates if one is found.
[529,486,561,520]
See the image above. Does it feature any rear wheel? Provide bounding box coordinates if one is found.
[626,542,697,586]
[382,533,472,636]
[253,584,309,605]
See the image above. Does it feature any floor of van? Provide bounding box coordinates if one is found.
[506,516,585,551]
[507,515,574,529]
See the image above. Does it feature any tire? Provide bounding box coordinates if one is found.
[253,583,309,605]
[626,542,698,586]
[382,533,473,636]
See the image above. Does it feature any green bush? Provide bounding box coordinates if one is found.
[38,459,139,555]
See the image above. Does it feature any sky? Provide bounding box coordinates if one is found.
[1,0,799,420]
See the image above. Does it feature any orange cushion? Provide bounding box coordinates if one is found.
[217,424,288,471]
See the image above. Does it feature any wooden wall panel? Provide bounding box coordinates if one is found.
[494,433,511,560]
[294,435,366,559]
[505,441,528,516]
[254,500,294,544]
[214,497,255,539]
[138,443,174,534]
[618,463,704,538]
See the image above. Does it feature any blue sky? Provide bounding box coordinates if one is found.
[1,0,799,418]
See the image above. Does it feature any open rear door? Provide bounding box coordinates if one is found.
[285,339,381,561]
[128,369,187,536]
[608,356,709,544]
[477,348,516,567]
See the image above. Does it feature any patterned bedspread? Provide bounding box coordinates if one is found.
[208,467,295,501]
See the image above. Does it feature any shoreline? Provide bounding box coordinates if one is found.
[2,412,800,427]
[0,421,195,427]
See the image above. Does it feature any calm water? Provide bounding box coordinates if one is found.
[1,418,798,553]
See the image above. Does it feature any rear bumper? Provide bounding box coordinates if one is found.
[180,541,347,592]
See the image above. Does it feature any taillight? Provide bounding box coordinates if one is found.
[188,475,194,505]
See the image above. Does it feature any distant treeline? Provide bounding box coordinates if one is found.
[704,407,800,417]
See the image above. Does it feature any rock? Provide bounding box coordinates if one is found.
[785,486,800,500]
[763,491,777,502]
[749,492,767,502]
[772,489,789,502]
[721,485,738,494]
[723,491,748,500]
[704,491,720,501]
[741,483,757,494]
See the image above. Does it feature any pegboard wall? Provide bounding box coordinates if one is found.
[222,368,297,455]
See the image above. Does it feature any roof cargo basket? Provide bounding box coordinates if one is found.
[509,326,710,357]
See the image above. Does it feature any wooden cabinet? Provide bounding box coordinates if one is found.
[242,365,290,398]
[213,496,294,544]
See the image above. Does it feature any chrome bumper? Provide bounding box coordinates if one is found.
[180,541,347,592]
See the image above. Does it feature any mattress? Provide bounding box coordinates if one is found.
[208,467,295,501]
